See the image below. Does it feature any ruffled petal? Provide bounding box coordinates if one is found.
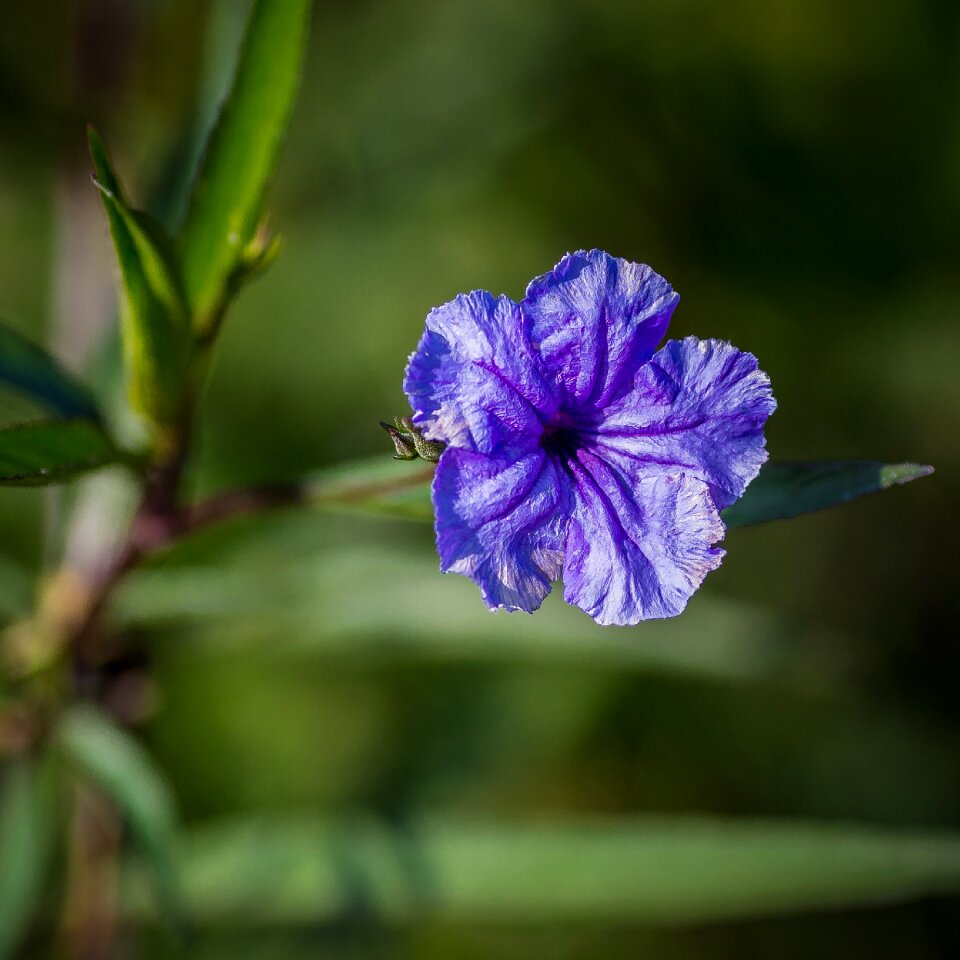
[404,291,557,456]
[591,337,776,509]
[433,446,570,612]
[562,450,724,625]
[522,250,679,408]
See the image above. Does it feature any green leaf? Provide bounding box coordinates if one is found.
[122,815,960,926]
[0,758,58,960]
[0,419,118,486]
[0,320,101,421]
[179,0,313,334]
[88,127,191,428]
[723,460,934,529]
[56,705,186,933]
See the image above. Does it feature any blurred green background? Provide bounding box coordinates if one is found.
[1,0,958,957]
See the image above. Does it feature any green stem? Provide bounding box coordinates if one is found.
[178,461,436,540]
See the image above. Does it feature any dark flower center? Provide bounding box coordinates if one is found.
[540,413,585,463]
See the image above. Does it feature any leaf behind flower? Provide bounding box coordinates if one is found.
[723,460,934,529]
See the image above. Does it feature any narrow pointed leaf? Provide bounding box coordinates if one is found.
[88,127,190,427]
[56,705,186,933]
[723,460,934,529]
[123,815,960,925]
[0,758,58,960]
[0,320,100,421]
[0,419,117,486]
[179,0,313,334]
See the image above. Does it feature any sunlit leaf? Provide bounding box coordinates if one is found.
[122,815,960,926]
[56,706,186,933]
[88,127,191,428]
[0,419,118,486]
[179,0,313,335]
[723,460,934,528]
[0,757,58,960]
[0,320,101,421]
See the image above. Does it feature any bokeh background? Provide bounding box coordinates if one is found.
[1,0,959,957]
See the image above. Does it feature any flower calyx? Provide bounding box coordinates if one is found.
[379,417,445,463]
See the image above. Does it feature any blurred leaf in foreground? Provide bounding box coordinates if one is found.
[179,0,313,335]
[122,815,960,926]
[0,320,101,422]
[117,539,794,683]
[0,757,58,960]
[0,420,118,487]
[56,706,186,935]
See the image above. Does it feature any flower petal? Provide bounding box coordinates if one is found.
[562,451,724,625]
[404,291,556,456]
[523,250,679,408]
[592,337,776,509]
[433,446,569,612]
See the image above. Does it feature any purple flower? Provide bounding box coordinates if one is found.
[404,250,776,625]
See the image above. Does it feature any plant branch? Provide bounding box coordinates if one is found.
[63,461,435,651]
[179,461,435,539]
[182,481,306,533]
